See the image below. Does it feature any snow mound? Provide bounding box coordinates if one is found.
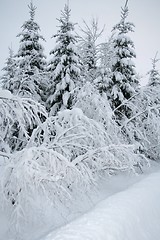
[0,89,12,99]
[41,171,160,240]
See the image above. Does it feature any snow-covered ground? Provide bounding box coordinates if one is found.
[1,167,160,240]
[0,172,140,240]
[40,170,160,240]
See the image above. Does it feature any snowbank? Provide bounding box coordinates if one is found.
[41,171,160,240]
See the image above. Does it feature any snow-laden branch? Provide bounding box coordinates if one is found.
[0,89,47,152]
[0,151,10,158]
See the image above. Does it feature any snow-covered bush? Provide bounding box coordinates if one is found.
[119,86,160,161]
[29,108,112,161]
[29,107,148,174]
[74,83,114,127]
[0,89,47,153]
[0,106,149,233]
[0,146,85,230]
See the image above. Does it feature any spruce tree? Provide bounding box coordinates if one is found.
[47,4,82,115]
[16,2,46,101]
[107,0,139,118]
[1,46,17,92]
[95,35,115,94]
[99,35,115,72]
[79,19,104,82]
[148,53,160,87]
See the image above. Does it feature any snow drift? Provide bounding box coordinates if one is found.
[42,171,160,240]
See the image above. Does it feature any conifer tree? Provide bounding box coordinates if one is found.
[95,35,115,94]
[107,0,139,118]
[99,34,115,72]
[47,4,82,115]
[15,1,46,101]
[79,18,104,82]
[1,46,17,92]
[148,52,160,87]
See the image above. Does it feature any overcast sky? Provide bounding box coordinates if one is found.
[0,0,160,85]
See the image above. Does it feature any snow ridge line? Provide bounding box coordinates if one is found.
[41,171,160,240]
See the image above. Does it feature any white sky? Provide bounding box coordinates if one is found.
[0,0,160,85]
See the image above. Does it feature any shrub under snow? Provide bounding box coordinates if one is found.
[119,86,160,161]
[0,90,148,235]
[0,89,47,153]
[30,107,147,174]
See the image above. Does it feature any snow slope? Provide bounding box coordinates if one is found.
[0,171,147,240]
[41,171,160,240]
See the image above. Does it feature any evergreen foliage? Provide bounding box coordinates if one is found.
[1,47,17,92]
[107,1,139,118]
[148,52,160,87]
[95,35,115,94]
[79,19,104,82]
[15,2,46,101]
[47,4,82,115]
[0,2,160,237]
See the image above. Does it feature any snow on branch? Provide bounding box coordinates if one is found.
[0,146,86,232]
[29,107,148,174]
[0,89,47,152]
[0,106,149,231]
[117,86,160,160]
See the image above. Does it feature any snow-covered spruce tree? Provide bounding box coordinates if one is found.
[15,2,47,101]
[78,18,104,82]
[1,47,17,92]
[147,52,160,87]
[108,0,139,119]
[47,4,82,115]
[95,34,115,94]
[99,34,115,72]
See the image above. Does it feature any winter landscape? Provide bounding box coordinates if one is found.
[0,0,160,239]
